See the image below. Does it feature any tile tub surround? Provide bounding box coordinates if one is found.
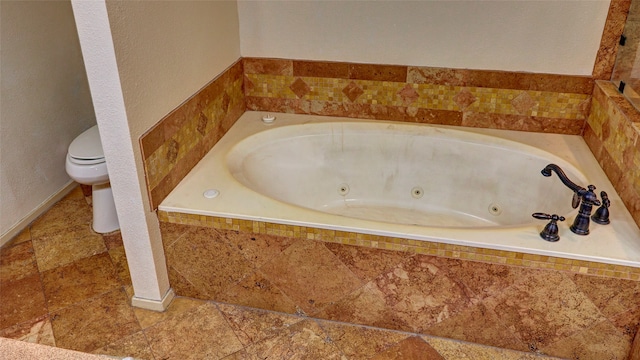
[159,219,640,359]
[244,58,593,135]
[0,187,565,360]
[140,59,245,210]
[585,81,640,229]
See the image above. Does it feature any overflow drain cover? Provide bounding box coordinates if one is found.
[203,189,220,199]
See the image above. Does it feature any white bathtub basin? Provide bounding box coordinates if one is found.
[160,111,640,267]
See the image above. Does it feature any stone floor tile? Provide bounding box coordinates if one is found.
[30,195,92,240]
[92,332,155,360]
[324,242,410,283]
[51,288,141,353]
[216,302,302,346]
[215,270,299,314]
[319,320,409,360]
[424,335,562,360]
[144,302,243,360]
[259,239,363,315]
[32,224,107,272]
[369,336,445,360]
[102,231,123,250]
[167,265,208,299]
[42,253,122,312]
[4,227,32,247]
[166,226,256,298]
[0,314,55,346]
[108,246,132,285]
[239,319,345,359]
[133,296,206,329]
[0,241,38,283]
[0,273,48,330]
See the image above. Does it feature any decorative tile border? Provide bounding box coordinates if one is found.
[244,58,592,135]
[584,80,640,229]
[140,60,245,209]
[158,210,640,281]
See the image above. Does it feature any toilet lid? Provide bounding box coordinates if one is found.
[68,125,105,161]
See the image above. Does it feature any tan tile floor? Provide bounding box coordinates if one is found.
[0,186,635,359]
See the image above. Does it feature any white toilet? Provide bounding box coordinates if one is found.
[65,125,119,233]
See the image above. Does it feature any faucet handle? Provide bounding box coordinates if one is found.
[532,212,565,242]
[591,191,610,225]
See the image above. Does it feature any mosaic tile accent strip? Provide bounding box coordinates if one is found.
[585,81,640,229]
[140,60,245,209]
[158,210,640,281]
[244,59,591,135]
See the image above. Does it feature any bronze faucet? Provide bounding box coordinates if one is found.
[541,164,601,235]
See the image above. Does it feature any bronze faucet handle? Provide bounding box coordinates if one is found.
[532,213,566,242]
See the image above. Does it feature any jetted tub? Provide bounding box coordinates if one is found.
[160,111,640,267]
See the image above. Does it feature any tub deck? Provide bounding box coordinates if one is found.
[159,112,640,269]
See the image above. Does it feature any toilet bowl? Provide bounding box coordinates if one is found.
[65,125,119,233]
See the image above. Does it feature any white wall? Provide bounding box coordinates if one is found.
[238,0,611,75]
[106,0,241,140]
[0,1,95,241]
[74,0,240,307]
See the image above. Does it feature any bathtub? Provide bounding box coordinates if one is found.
[160,111,640,267]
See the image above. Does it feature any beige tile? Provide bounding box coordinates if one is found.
[319,320,409,360]
[221,229,297,268]
[324,242,410,282]
[260,239,363,315]
[30,196,92,240]
[51,288,141,353]
[0,241,38,283]
[166,226,255,298]
[133,296,206,329]
[144,302,243,360]
[483,270,605,351]
[0,273,48,330]
[429,256,526,300]
[92,332,155,360]
[541,319,630,359]
[108,246,131,286]
[571,273,640,318]
[240,319,345,359]
[42,253,121,312]
[423,335,559,360]
[361,254,475,333]
[216,302,302,346]
[424,302,528,352]
[32,224,107,272]
[370,336,444,360]
[0,315,55,347]
[4,227,32,247]
[216,270,298,314]
[318,282,411,332]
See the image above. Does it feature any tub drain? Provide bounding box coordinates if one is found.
[338,184,350,196]
[411,186,424,199]
[488,203,503,216]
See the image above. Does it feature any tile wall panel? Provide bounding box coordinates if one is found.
[244,58,592,135]
[140,60,245,209]
[585,81,640,229]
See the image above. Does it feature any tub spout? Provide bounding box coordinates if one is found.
[541,164,601,235]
